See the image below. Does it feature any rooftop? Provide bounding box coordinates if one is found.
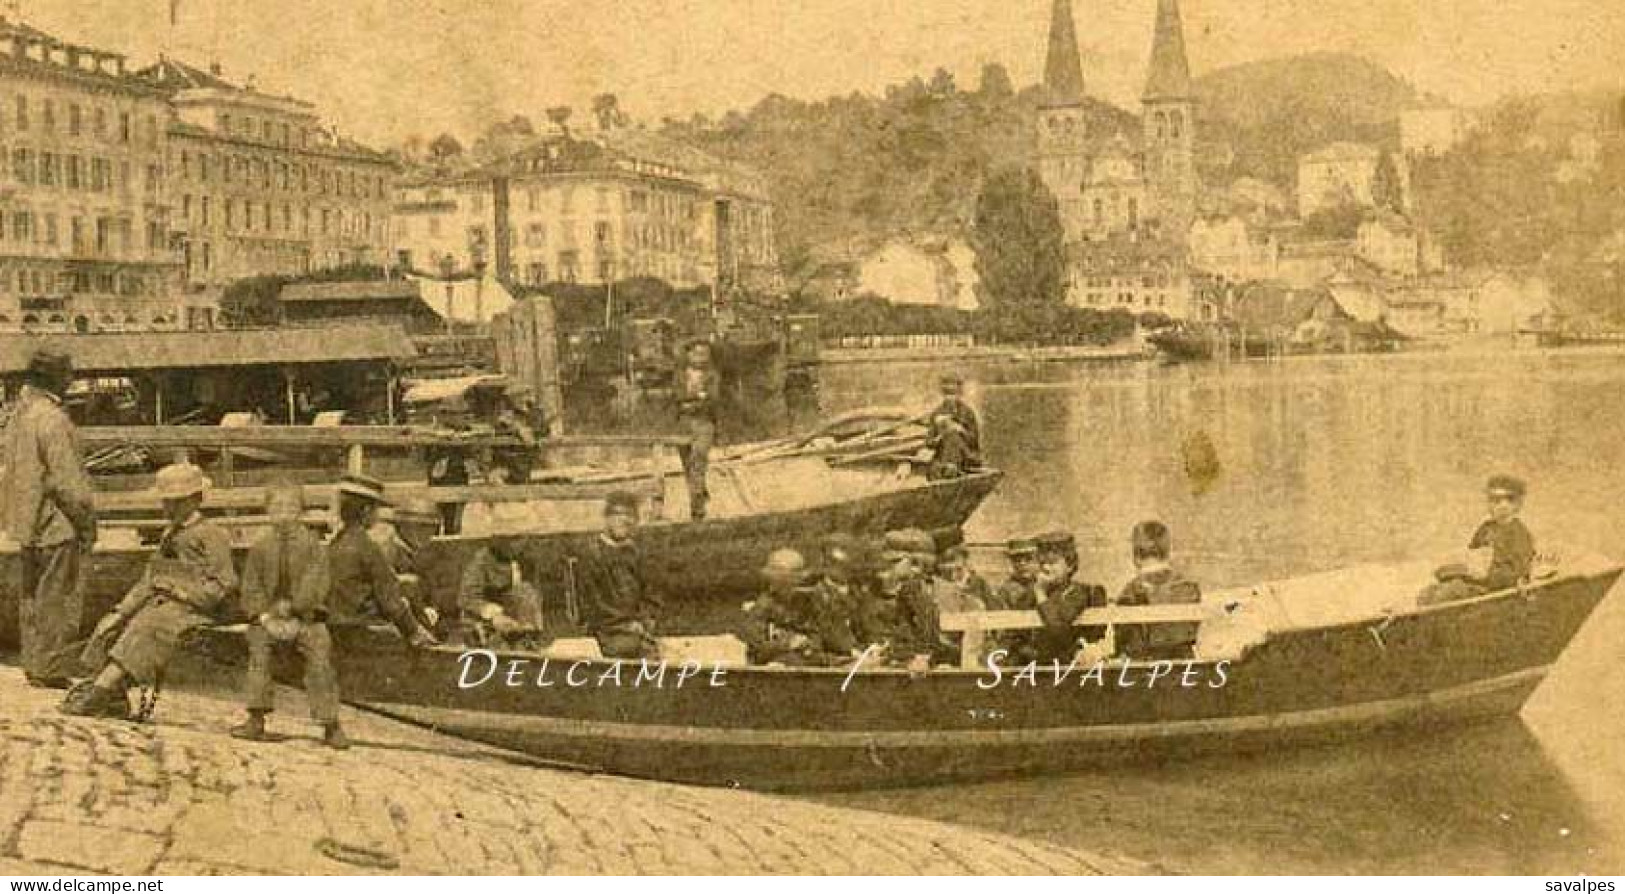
[0,323,417,375]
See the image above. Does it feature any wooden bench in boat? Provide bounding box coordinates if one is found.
[940,603,1253,670]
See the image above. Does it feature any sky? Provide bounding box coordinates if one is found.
[17,0,1625,147]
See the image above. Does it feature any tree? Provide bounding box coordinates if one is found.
[977,63,1014,101]
[592,93,629,131]
[927,67,957,98]
[1372,149,1405,216]
[427,133,464,164]
[545,106,574,136]
[970,167,1067,343]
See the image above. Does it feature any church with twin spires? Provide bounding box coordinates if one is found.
[1036,0,1209,319]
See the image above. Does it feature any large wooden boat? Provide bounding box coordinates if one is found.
[277,550,1617,791]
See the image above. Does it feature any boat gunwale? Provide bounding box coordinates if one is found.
[403,560,1623,679]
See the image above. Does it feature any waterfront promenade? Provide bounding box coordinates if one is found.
[0,669,1138,875]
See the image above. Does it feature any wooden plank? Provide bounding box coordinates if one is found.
[78,425,690,451]
[940,604,1221,633]
[93,477,665,515]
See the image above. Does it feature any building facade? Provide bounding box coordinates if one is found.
[0,19,193,333]
[1297,142,1381,216]
[393,134,778,296]
[139,59,396,296]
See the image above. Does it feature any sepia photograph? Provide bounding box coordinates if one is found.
[0,0,1623,880]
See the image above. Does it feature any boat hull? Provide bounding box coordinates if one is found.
[314,562,1618,790]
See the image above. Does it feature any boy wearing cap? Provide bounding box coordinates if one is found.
[579,492,663,660]
[989,538,1040,611]
[62,463,234,720]
[1024,532,1107,664]
[326,474,438,653]
[926,373,981,480]
[374,495,445,630]
[459,536,545,648]
[1114,521,1203,661]
[1471,475,1536,592]
[934,542,992,613]
[3,349,98,689]
[233,483,344,746]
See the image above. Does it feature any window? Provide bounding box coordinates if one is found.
[43,214,57,246]
[629,190,648,212]
[68,104,82,136]
[15,96,27,131]
[119,111,130,142]
[93,107,106,138]
[10,212,29,242]
[41,100,53,132]
[527,189,540,212]
[66,156,82,189]
[226,200,236,230]
[594,222,611,245]
[12,148,32,185]
[201,196,211,226]
[526,262,547,285]
[526,223,545,247]
[471,192,485,212]
[39,152,56,186]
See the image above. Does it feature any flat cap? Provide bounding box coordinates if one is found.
[1485,474,1527,499]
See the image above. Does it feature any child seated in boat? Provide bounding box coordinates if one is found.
[1420,475,1537,606]
[926,373,982,481]
[579,492,663,660]
[741,549,858,666]
[998,532,1107,665]
[933,541,992,613]
[460,536,546,649]
[988,537,1040,611]
[232,483,347,748]
[1113,521,1203,661]
[859,529,950,671]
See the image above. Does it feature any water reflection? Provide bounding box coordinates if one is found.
[814,350,1625,873]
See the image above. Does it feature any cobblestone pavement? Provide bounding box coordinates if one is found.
[0,670,1143,875]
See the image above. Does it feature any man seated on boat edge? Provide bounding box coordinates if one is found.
[373,495,446,633]
[926,373,982,481]
[459,536,547,650]
[325,474,439,648]
[858,529,954,672]
[578,491,663,660]
[232,482,348,749]
[1419,474,1539,606]
[61,463,236,720]
[1113,520,1202,662]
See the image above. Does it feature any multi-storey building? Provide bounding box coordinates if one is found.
[1296,142,1381,216]
[138,59,396,295]
[0,18,193,333]
[393,133,778,295]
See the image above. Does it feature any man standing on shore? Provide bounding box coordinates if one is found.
[3,350,97,689]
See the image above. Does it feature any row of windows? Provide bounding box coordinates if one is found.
[0,94,158,148]
[214,112,312,150]
[0,210,168,255]
[1082,292,1171,309]
[1079,273,1175,289]
[174,149,387,200]
[180,193,380,241]
[0,266,160,296]
[3,147,156,196]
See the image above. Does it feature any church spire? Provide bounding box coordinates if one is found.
[1043,0,1085,106]
[1142,0,1193,102]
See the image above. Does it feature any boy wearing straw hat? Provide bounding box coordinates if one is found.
[326,473,438,654]
[62,462,235,719]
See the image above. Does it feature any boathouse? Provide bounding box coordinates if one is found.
[0,322,418,425]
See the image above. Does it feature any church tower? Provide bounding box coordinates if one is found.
[1141,0,1197,241]
[1036,0,1089,238]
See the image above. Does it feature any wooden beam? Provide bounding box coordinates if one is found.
[92,477,665,516]
[939,604,1222,633]
[77,425,690,451]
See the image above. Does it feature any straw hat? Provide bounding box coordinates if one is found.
[336,472,389,504]
[154,462,211,501]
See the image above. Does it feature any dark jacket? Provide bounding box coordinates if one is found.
[120,512,238,617]
[1470,518,1535,591]
[578,534,661,633]
[327,524,417,635]
[1114,566,1202,659]
[676,366,722,422]
[240,524,329,620]
[858,580,946,664]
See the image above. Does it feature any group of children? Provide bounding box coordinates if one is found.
[739,520,1206,670]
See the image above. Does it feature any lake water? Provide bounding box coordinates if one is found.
[811,348,1625,874]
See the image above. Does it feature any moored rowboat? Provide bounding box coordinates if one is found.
[279,549,1619,791]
